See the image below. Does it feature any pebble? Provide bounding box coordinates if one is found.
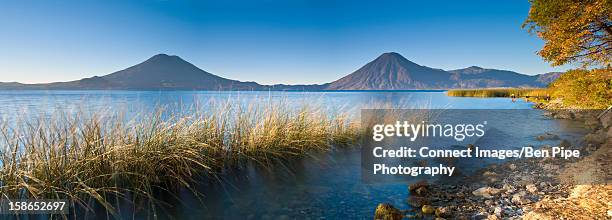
[508,163,517,170]
[472,187,502,198]
[472,212,489,220]
[435,206,451,218]
[407,196,430,208]
[511,193,531,205]
[494,206,503,217]
[409,180,428,192]
[415,186,428,196]
[526,184,538,194]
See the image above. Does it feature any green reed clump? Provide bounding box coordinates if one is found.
[0,100,358,217]
[447,88,549,98]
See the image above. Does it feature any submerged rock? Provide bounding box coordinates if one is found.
[374,203,402,220]
[536,132,559,141]
[404,213,418,219]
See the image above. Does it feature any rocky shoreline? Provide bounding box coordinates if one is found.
[375,107,611,219]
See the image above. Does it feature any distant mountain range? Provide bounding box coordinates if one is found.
[0,52,561,90]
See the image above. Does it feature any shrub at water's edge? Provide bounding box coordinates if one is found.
[448,68,612,109]
[0,101,359,217]
[546,69,612,109]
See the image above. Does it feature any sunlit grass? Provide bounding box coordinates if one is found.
[447,88,549,98]
[0,99,359,217]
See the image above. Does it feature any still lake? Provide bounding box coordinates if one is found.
[0,90,587,219]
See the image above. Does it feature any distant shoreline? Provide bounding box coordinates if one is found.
[0,89,451,92]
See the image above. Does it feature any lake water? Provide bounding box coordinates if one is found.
[0,90,588,219]
[0,90,535,119]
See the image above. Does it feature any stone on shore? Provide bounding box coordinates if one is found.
[435,206,452,218]
[374,203,402,220]
[407,196,430,208]
[508,163,517,170]
[409,180,428,192]
[511,192,531,205]
[421,205,435,215]
[558,139,572,148]
[472,186,502,198]
[526,184,538,194]
[494,206,503,217]
[415,186,428,196]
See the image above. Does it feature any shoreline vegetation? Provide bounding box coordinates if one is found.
[0,100,359,217]
[447,68,612,109]
[447,88,549,99]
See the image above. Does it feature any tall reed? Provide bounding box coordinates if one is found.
[0,99,358,217]
[447,88,549,98]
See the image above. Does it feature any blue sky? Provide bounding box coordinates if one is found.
[0,0,572,84]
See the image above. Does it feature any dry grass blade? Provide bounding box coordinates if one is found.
[0,99,359,217]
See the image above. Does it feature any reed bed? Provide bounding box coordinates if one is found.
[447,88,550,98]
[0,100,359,217]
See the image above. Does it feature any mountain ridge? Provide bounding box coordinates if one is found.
[326,53,556,90]
[0,53,561,90]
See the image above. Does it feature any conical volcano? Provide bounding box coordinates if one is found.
[326,52,453,90]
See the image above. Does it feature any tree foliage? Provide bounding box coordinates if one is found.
[548,68,612,108]
[524,0,612,67]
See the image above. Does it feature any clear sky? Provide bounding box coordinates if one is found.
[0,0,572,85]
